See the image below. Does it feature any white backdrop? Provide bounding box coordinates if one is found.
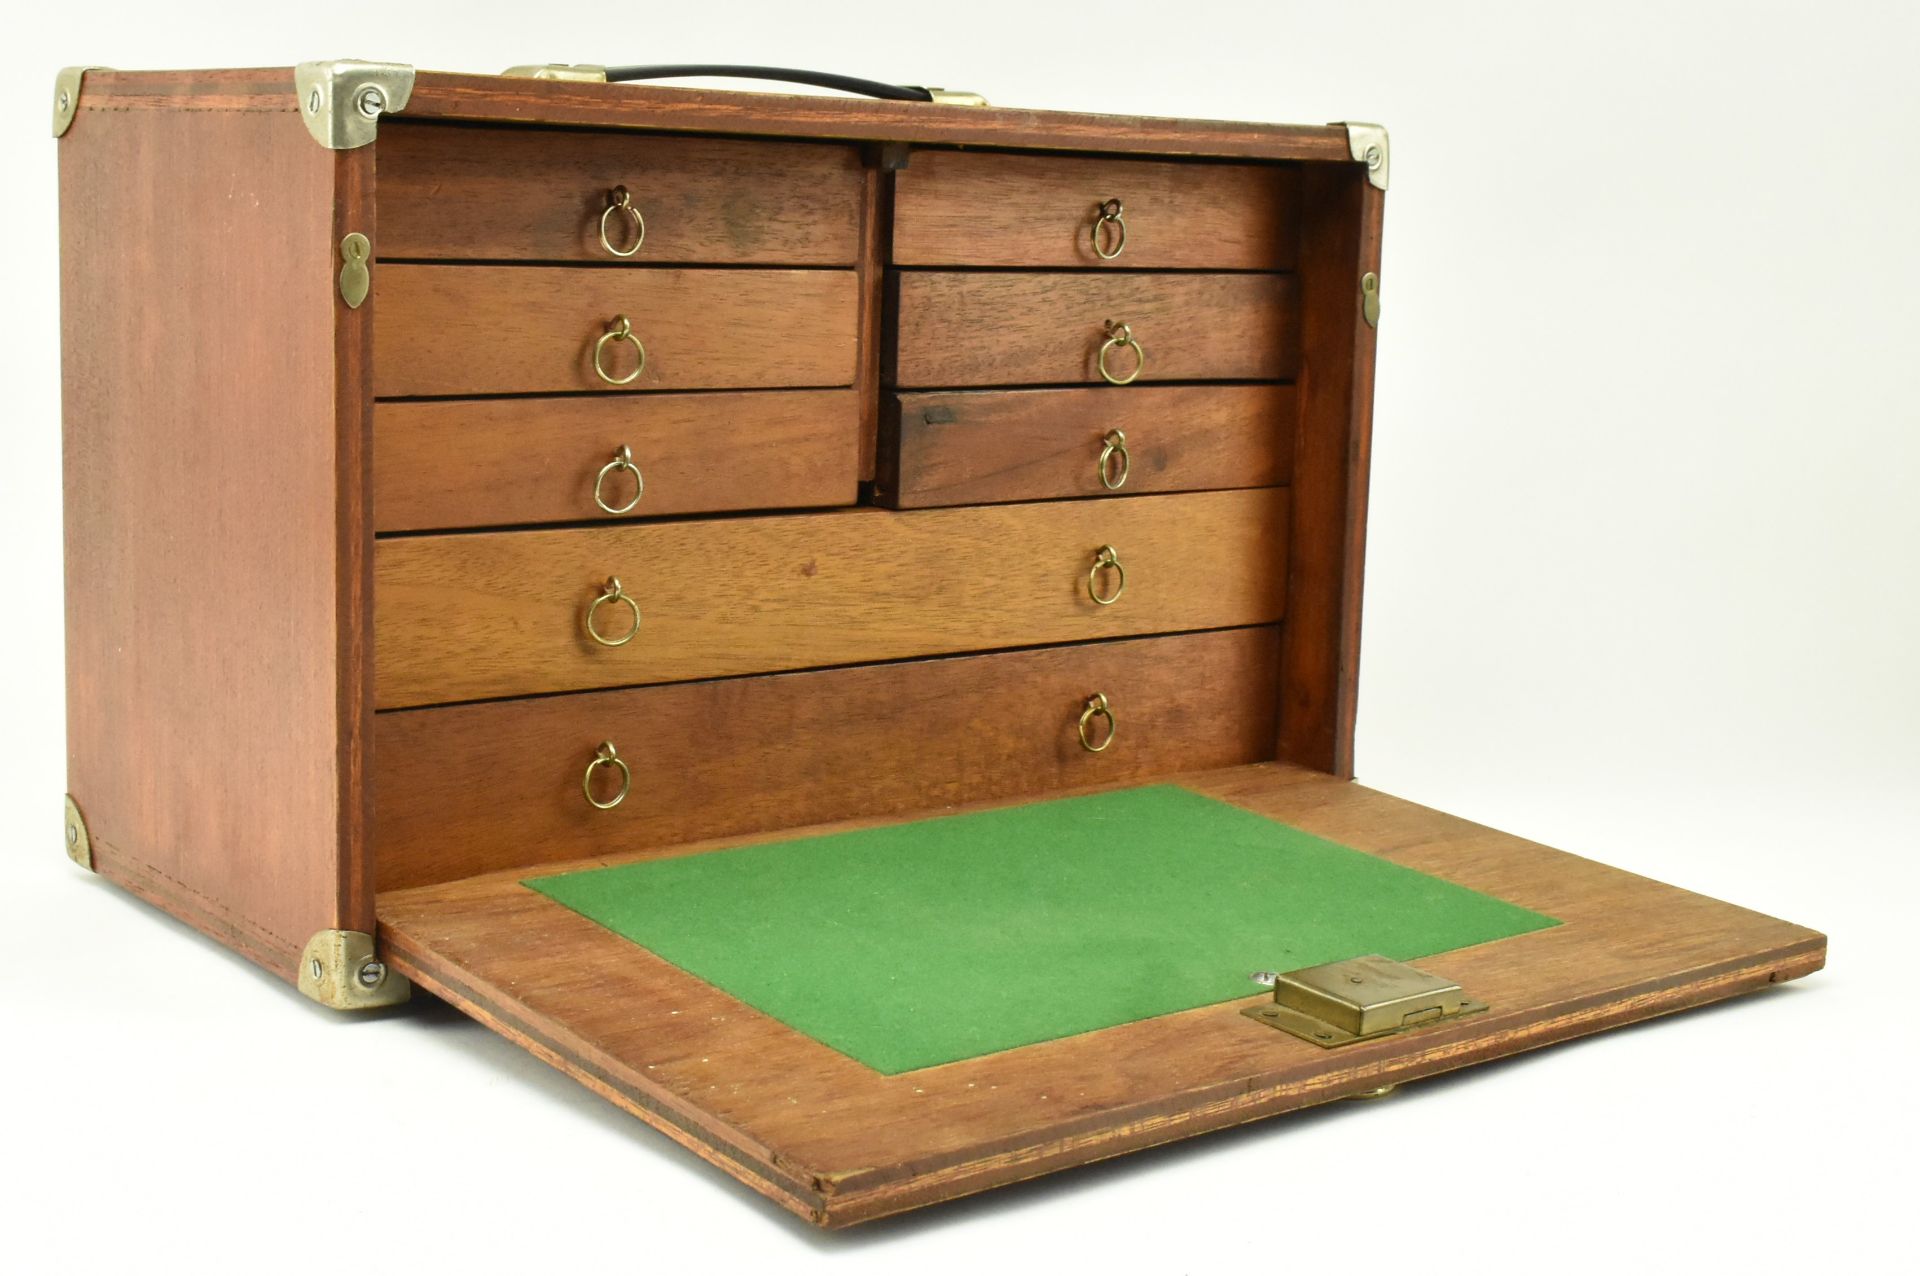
[5,3,1914,1272]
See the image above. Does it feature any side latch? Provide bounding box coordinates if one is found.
[298,929,411,1010]
[1243,954,1484,1047]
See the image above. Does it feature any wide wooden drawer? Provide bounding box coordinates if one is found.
[376,123,864,265]
[888,272,1299,387]
[374,390,859,532]
[373,626,1280,890]
[374,487,1287,708]
[877,384,1296,508]
[373,265,859,397]
[892,150,1298,270]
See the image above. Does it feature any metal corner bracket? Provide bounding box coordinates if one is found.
[297,929,411,1010]
[293,60,415,150]
[63,795,93,870]
[502,63,608,82]
[924,88,989,107]
[53,67,108,138]
[1333,121,1390,191]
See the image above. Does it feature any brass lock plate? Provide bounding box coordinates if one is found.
[1242,954,1486,1047]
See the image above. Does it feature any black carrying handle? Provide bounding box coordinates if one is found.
[605,64,936,102]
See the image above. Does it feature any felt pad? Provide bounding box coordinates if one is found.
[526,785,1559,1074]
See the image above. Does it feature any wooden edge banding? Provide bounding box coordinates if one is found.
[380,926,832,1225]
[66,68,299,116]
[333,147,378,932]
[92,840,305,981]
[817,941,1826,1225]
[403,73,1355,161]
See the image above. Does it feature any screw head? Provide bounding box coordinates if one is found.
[310,957,324,980]
[307,86,321,114]
[57,90,71,112]
[356,960,388,988]
[66,822,78,847]
[1363,144,1383,169]
[355,86,386,118]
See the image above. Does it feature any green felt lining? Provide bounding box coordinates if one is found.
[526,785,1559,1074]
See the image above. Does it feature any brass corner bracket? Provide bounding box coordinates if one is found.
[63,795,93,870]
[297,929,412,1010]
[293,60,415,150]
[502,63,608,82]
[1334,121,1390,191]
[53,67,107,138]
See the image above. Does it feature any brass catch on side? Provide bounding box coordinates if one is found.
[1243,954,1484,1047]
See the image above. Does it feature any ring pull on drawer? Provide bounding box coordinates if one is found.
[1098,320,1144,385]
[1078,692,1116,753]
[1090,197,1127,260]
[1086,544,1127,606]
[582,740,632,809]
[584,576,642,646]
[593,315,647,386]
[593,444,644,515]
[1097,429,1130,490]
[599,185,646,257]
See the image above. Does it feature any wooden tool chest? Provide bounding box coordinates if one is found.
[56,61,1824,1227]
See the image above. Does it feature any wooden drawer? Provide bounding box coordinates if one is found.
[374,390,859,532]
[877,384,1296,508]
[888,272,1299,387]
[376,123,864,265]
[892,150,1297,270]
[373,265,858,397]
[374,626,1280,890]
[374,487,1287,708]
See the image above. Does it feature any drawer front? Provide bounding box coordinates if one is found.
[374,390,860,532]
[375,487,1287,708]
[373,266,858,397]
[878,384,1296,508]
[376,124,864,265]
[892,150,1297,270]
[888,272,1299,387]
[374,626,1280,890]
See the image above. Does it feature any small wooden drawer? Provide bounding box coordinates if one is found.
[373,625,1280,890]
[373,265,858,397]
[877,384,1296,508]
[374,487,1287,708]
[892,150,1297,270]
[887,272,1299,388]
[376,123,864,265]
[374,390,859,532]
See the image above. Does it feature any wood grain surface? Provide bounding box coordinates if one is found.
[373,390,859,532]
[60,96,368,975]
[1276,167,1383,777]
[892,149,1299,269]
[375,122,864,264]
[878,384,1296,507]
[378,761,1827,1227]
[372,265,858,397]
[374,627,1280,890]
[373,488,1288,707]
[888,272,1299,387]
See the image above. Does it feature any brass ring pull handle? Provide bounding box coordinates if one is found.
[583,740,633,809]
[584,576,642,647]
[593,444,645,514]
[592,315,647,386]
[1086,544,1127,605]
[599,185,646,257]
[1097,429,1131,490]
[1090,197,1127,260]
[1078,692,1116,753]
[1097,320,1144,386]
